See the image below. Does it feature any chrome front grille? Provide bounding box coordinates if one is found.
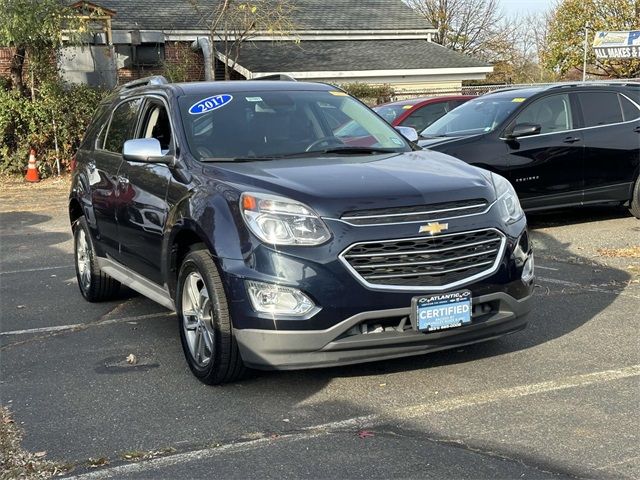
[340,228,505,290]
[340,199,490,226]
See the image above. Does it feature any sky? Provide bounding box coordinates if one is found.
[500,0,555,16]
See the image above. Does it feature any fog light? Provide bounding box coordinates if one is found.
[522,253,535,282]
[245,280,316,316]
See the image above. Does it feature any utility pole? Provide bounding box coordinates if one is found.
[582,22,590,82]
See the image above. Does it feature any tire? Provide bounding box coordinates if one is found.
[629,176,640,219]
[73,216,121,302]
[176,248,245,385]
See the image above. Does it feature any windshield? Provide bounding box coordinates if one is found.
[178,90,411,161]
[373,104,410,123]
[422,96,523,137]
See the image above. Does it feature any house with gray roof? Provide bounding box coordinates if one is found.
[59,0,492,93]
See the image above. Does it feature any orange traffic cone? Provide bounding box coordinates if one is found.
[25,148,40,183]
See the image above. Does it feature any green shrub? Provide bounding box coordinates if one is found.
[0,80,107,177]
[337,82,395,106]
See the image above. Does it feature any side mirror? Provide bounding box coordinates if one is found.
[395,126,419,142]
[123,138,171,163]
[506,123,541,140]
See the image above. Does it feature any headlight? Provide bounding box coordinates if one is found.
[240,192,331,245]
[491,173,524,224]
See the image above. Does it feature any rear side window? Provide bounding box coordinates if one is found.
[620,94,640,121]
[103,98,142,153]
[79,104,110,150]
[578,92,623,127]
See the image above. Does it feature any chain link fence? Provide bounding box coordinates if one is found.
[390,78,639,102]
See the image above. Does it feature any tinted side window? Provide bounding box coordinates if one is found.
[578,92,623,127]
[513,94,572,134]
[400,102,449,131]
[447,100,468,110]
[620,94,640,121]
[104,99,142,153]
[79,104,110,150]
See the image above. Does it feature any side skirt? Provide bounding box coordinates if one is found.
[96,256,176,311]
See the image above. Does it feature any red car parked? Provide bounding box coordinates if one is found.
[373,95,476,133]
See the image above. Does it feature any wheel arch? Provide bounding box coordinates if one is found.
[166,222,217,299]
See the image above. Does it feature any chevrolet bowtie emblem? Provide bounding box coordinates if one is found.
[419,222,449,235]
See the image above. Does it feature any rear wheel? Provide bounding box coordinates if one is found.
[73,216,120,302]
[629,176,640,219]
[176,248,245,384]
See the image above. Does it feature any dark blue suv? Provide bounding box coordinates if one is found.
[69,77,534,384]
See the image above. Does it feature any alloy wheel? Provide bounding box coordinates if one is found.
[181,271,215,368]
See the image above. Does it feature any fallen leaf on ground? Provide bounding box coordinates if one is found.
[34,451,47,458]
[357,430,375,439]
[126,354,137,365]
[87,457,109,468]
[597,246,640,258]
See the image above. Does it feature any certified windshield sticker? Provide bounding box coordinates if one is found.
[245,96,263,102]
[189,94,233,115]
[511,97,526,103]
[329,91,348,96]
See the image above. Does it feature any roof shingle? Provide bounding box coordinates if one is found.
[82,0,432,31]
[235,39,489,72]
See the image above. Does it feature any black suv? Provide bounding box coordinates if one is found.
[418,83,640,217]
[69,77,534,384]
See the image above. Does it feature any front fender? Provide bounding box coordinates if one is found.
[162,181,250,289]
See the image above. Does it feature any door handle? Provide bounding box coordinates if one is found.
[633,126,640,133]
[563,137,580,144]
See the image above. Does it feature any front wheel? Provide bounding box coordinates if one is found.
[176,248,245,384]
[629,176,640,219]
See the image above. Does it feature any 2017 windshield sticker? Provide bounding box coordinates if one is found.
[189,94,233,115]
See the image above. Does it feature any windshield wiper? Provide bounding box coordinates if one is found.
[200,156,279,162]
[420,134,449,139]
[200,147,399,162]
[310,146,399,155]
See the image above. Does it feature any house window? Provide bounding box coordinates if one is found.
[133,44,165,67]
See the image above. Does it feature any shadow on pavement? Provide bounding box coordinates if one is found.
[526,205,633,229]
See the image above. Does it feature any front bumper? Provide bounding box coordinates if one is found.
[234,291,532,370]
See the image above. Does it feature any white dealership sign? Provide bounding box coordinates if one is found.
[593,31,640,59]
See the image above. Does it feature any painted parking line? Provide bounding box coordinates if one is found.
[0,312,172,337]
[0,264,74,275]
[537,276,640,299]
[65,364,640,480]
[536,265,559,271]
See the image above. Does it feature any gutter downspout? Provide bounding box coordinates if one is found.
[191,37,213,81]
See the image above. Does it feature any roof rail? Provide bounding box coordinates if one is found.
[120,75,169,90]
[251,74,297,82]
[548,81,640,90]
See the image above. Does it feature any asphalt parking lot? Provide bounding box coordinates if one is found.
[1,178,639,479]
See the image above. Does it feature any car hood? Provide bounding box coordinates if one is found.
[205,150,496,218]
